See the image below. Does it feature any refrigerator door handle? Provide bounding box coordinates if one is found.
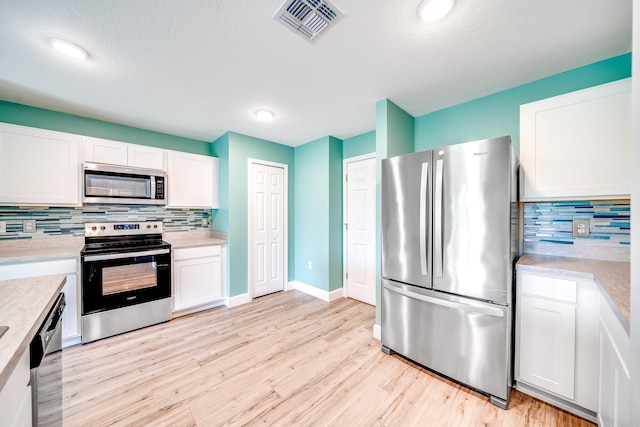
[434,157,444,278]
[419,162,429,276]
[384,282,505,318]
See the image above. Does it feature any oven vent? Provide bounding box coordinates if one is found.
[274,0,344,43]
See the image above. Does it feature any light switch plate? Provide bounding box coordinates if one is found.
[23,219,36,233]
[0,221,6,233]
[572,218,590,237]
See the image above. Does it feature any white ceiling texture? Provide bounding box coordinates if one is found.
[0,0,632,147]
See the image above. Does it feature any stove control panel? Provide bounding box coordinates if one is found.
[85,221,164,237]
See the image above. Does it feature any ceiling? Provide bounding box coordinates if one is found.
[0,0,632,147]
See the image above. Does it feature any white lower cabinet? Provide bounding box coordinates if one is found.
[0,349,32,427]
[519,293,576,399]
[515,270,599,418]
[0,259,80,347]
[173,245,225,314]
[598,294,630,427]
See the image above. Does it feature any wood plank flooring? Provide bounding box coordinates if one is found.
[61,290,595,426]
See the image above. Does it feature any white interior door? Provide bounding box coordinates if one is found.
[251,162,285,298]
[345,156,376,305]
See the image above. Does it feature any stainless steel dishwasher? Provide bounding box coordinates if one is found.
[30,292,65,427]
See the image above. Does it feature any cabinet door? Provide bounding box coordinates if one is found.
[0,259,80,346]
[167,151,217,208]
[0,123,80,206]
[0,350,30,427]
[174,256,222,311]
[598,296,630,427]
[519,294,576,399]
[520,78,630,201]
[128,144,165,170]
[61,273,79,341]
[84,136,128,165]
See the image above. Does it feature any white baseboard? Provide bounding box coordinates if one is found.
[63,335,82,349]
[225,292,251,308]
[285,281,296,291]
[372,324,381,341]
[289,281,343,302]
[172,300,226,318]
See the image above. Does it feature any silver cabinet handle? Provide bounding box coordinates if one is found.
[384,282,504,317]
[419,162,429,276]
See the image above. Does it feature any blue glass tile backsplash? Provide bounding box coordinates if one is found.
[0,205,212,240]
[523,200,630,261]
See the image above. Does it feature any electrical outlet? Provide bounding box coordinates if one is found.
[572,218,590,237]
[308,261,312,270]
[23,219,36,233]
[0,221,5,233]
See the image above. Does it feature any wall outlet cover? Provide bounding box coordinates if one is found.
[23,219,36,233]
[572,218,590,237]
[0,221,5,233]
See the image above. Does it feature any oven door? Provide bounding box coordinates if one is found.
[82,250,171,315]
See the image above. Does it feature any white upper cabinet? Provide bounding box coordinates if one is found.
[0,122,80,206]
[167,150,219,208]
[84,136,165,170]
[83,137,128,166]
[520,78,631,201]
[127,144,165,170]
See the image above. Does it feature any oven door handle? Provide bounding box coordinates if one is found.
[83,248,170,262]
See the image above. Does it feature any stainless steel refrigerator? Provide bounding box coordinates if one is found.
[381,135,518,409]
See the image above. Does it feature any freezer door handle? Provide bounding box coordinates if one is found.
[383,282,505,318]
[419,162,429,276]
[434,157,444,278]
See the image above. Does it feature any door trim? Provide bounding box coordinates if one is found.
[247,158,289,299]
[342,152,376,300]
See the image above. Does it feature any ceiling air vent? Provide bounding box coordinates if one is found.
[274,0,344,43]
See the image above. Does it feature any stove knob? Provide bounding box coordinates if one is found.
[100,226,106,230]
[91,226,97,231]
[147,224,151,229]
[153,224,158,228]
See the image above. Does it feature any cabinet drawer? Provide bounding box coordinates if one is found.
[520,273,576,303]
[174,245,221,261]
[0,258,76,280]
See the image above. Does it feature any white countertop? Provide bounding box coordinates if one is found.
[0,237,84,265]
[162,230,227,249]
[0,274,66,390]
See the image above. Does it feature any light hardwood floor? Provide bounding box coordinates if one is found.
[62,290,595,426]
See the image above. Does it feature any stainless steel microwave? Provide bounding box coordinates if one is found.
[82,163,166,205]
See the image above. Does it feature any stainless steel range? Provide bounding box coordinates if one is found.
[81,221,171,343]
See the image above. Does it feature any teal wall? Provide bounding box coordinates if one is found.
[342,130,375,159]
[214,132,295,297]
[375,99,415,321]
[0,101,212,155]
[294,136,343,292]
[415,53,632,154]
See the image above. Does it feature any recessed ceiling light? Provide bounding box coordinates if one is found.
[256,109,274,121]
[417,0,455,22]
[48,37,89,60]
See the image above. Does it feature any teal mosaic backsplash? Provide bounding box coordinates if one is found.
[523,200,630,261]
[0,205,211,240]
